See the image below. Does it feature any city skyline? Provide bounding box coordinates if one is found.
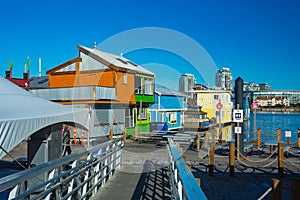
[1,0,299,90]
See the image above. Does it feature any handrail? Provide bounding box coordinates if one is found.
[167,138,207,200]
[0,138,123,199]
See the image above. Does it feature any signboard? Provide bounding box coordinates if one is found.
[233,109,243,122]
[216,102,223,110]
[235,127,242,134]
[285,131,292,138]
[251,102,259,109]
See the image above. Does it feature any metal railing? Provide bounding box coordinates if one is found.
[0,138,123,200]
[167,138,207,200]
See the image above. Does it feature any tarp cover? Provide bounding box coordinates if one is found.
[0,76,90,159]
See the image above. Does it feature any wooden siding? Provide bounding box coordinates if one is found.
[49,70,115,88]
[116,72,135,104]
[49,73,76,88]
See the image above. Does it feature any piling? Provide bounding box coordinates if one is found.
[229,142,235,177]
[277,128,281,142]
[272,178,282,200]
[278,143,284,177]
[81,130,84,146]
[257,128,261,149]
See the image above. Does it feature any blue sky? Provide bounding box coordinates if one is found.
[1,0,299,90]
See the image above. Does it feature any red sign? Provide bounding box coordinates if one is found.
[252,102,259,109]
[216,102,223,110]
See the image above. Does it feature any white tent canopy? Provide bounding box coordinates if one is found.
[0,76,90,159]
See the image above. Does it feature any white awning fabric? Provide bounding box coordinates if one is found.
[0,76,90,159]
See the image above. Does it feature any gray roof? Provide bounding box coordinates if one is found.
[155,84,187,97]
[29,76,49,89]
[78,45,154,76]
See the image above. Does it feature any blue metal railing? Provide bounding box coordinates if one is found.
[167,138,207,200]
[0,138,123,200]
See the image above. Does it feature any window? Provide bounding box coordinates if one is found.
[159,112,165,122]
[144,78,153,95]
[125,107,135,128]
[122,73,127,84]
[214,95,219,100]
[168,112,177,124]
[137,107,147,120]
[134,76,142,94]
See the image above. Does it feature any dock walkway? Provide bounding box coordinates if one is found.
[92,140,171,200]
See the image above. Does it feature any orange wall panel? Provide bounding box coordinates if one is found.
[49,74,76,88]
[116,72,135,104]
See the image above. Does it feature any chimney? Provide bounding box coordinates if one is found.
[5,67,12,79]
[23,70,29,80]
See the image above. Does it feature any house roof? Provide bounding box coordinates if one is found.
[78,45,155,76]
[155,84,187,97]
[29,76,49,89]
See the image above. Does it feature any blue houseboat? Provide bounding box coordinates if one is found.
[149,85,188,132]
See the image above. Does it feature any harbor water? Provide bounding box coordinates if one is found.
[244,112,300,145]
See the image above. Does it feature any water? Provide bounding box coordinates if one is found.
[244,112,300,145]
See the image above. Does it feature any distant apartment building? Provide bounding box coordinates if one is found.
[253,90,300,106]
[244,82,260,92]
[259,83,272,91]
[215,67,232,91]
[179,74,196,93]
[255,96,289,107]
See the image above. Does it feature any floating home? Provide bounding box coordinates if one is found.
[30,44,155,138]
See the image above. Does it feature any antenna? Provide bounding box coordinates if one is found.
[39,58,42,77]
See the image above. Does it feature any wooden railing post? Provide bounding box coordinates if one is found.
[272,178,282,200]
[109,129,113,140]
[278,143,284,177]
[209,145,214,176]
[196,132,200,152]
[229,142,235,177]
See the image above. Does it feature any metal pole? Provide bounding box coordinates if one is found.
[254,109,256,141]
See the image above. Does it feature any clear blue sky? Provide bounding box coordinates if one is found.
[1,0,299,90]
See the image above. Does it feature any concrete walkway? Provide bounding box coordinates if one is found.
[92,140,171,200]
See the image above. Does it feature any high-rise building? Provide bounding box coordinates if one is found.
[179,74,196,93]
[215,67,232,90]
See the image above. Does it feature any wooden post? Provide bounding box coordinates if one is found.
[277,128,281,143]
[278,143,284,177]
[257,128,261,149]
[196,132,200,152]
[298,128,300,149]
[123,128,126,143]
[109,129,113,140]
[229,142,235,177]
[209,145,214,176]
[196,178,201,186]
[290,179,300,200]
[74,127,77,145]
[81,130,84,146]
[182,154,187,162]
[272,178,282,200]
